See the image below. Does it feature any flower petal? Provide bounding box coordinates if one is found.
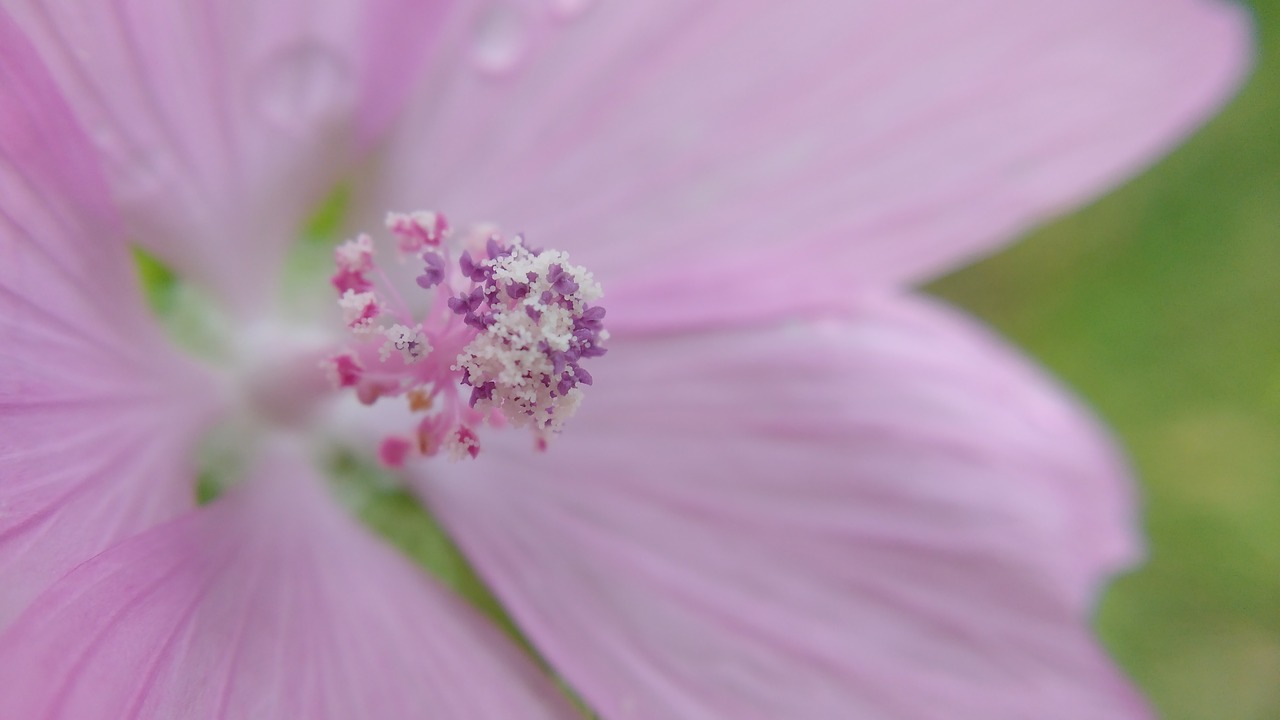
[422,293,1148,718]
[0,12,217,627]
[3,0,446,311]
[372,0,1248,330]
[0,441,577,720]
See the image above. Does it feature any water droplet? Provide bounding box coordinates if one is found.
[549,0,594,20]
[472,3,531,75]
[252,42,353,130]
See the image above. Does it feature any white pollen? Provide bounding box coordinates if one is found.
[453,239,602,434]
[329,211,606,462]
[338,289,381,335]
[380,324,430,363]
[385,210,450,254]
[335,233,374,271]
[444,427,480,461]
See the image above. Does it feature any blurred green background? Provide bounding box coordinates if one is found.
[930,1,1280,717]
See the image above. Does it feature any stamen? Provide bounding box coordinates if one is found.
[386,211,450,253]
[338,290,382,334]
[451,235,607,436]
[446,425,482,461]
[331,234,375,293]
[417,252,447,289]
[379,324,430,363]
[379,436,413,468]
[324,210,607,466]
[324,353,363,388]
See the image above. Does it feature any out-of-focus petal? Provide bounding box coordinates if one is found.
[370,0,1249,331]
[0,441,577,720]
[0,12,217,627]
[422,293,1148,719]
[2,0,447,312]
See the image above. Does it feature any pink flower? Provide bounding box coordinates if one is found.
[0,1,1248,718]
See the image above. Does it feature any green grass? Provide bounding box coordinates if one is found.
[929,1,1280,716]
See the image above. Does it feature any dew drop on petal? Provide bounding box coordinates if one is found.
[472,2,532,75]
[252,42,354,130]
[548,0,594,20]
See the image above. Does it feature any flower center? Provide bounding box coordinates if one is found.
[324,211,608,465]
[236,320,334,426]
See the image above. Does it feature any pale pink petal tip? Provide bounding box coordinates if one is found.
[425,293,1151,719]
[0,442,575,720]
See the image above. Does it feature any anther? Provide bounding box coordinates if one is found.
[324,211,607,466]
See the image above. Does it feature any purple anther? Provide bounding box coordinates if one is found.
[448,287,485,315]
[507,281,530,300]
[545,264,580,295]
[459,251,490,282]
[579,305,606,328]
[548,351,566,376]
[580,344,608,358]
[486,236,506,259]
[460,311,495,330]
[557,376,575,396]
[573,366,593,386]
[540,290,554,305]
[416,251,446,289]
[525,305,542,321]
[468,382,495,407]
[459,250,478,278]
[554,276,579,295]
[463,312,487,330]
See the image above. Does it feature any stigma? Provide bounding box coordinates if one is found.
[323,211,607,465]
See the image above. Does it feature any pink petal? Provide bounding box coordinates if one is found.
[3,0,446,312]
[421,293,1148,718]
[0,12,217,627]
[0,441,577,720]
[372,0,1248,330]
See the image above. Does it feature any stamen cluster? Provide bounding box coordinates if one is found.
[322,211,606,465]
[450,237,607,435]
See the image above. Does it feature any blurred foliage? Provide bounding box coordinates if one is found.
[929,1,1280,717]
